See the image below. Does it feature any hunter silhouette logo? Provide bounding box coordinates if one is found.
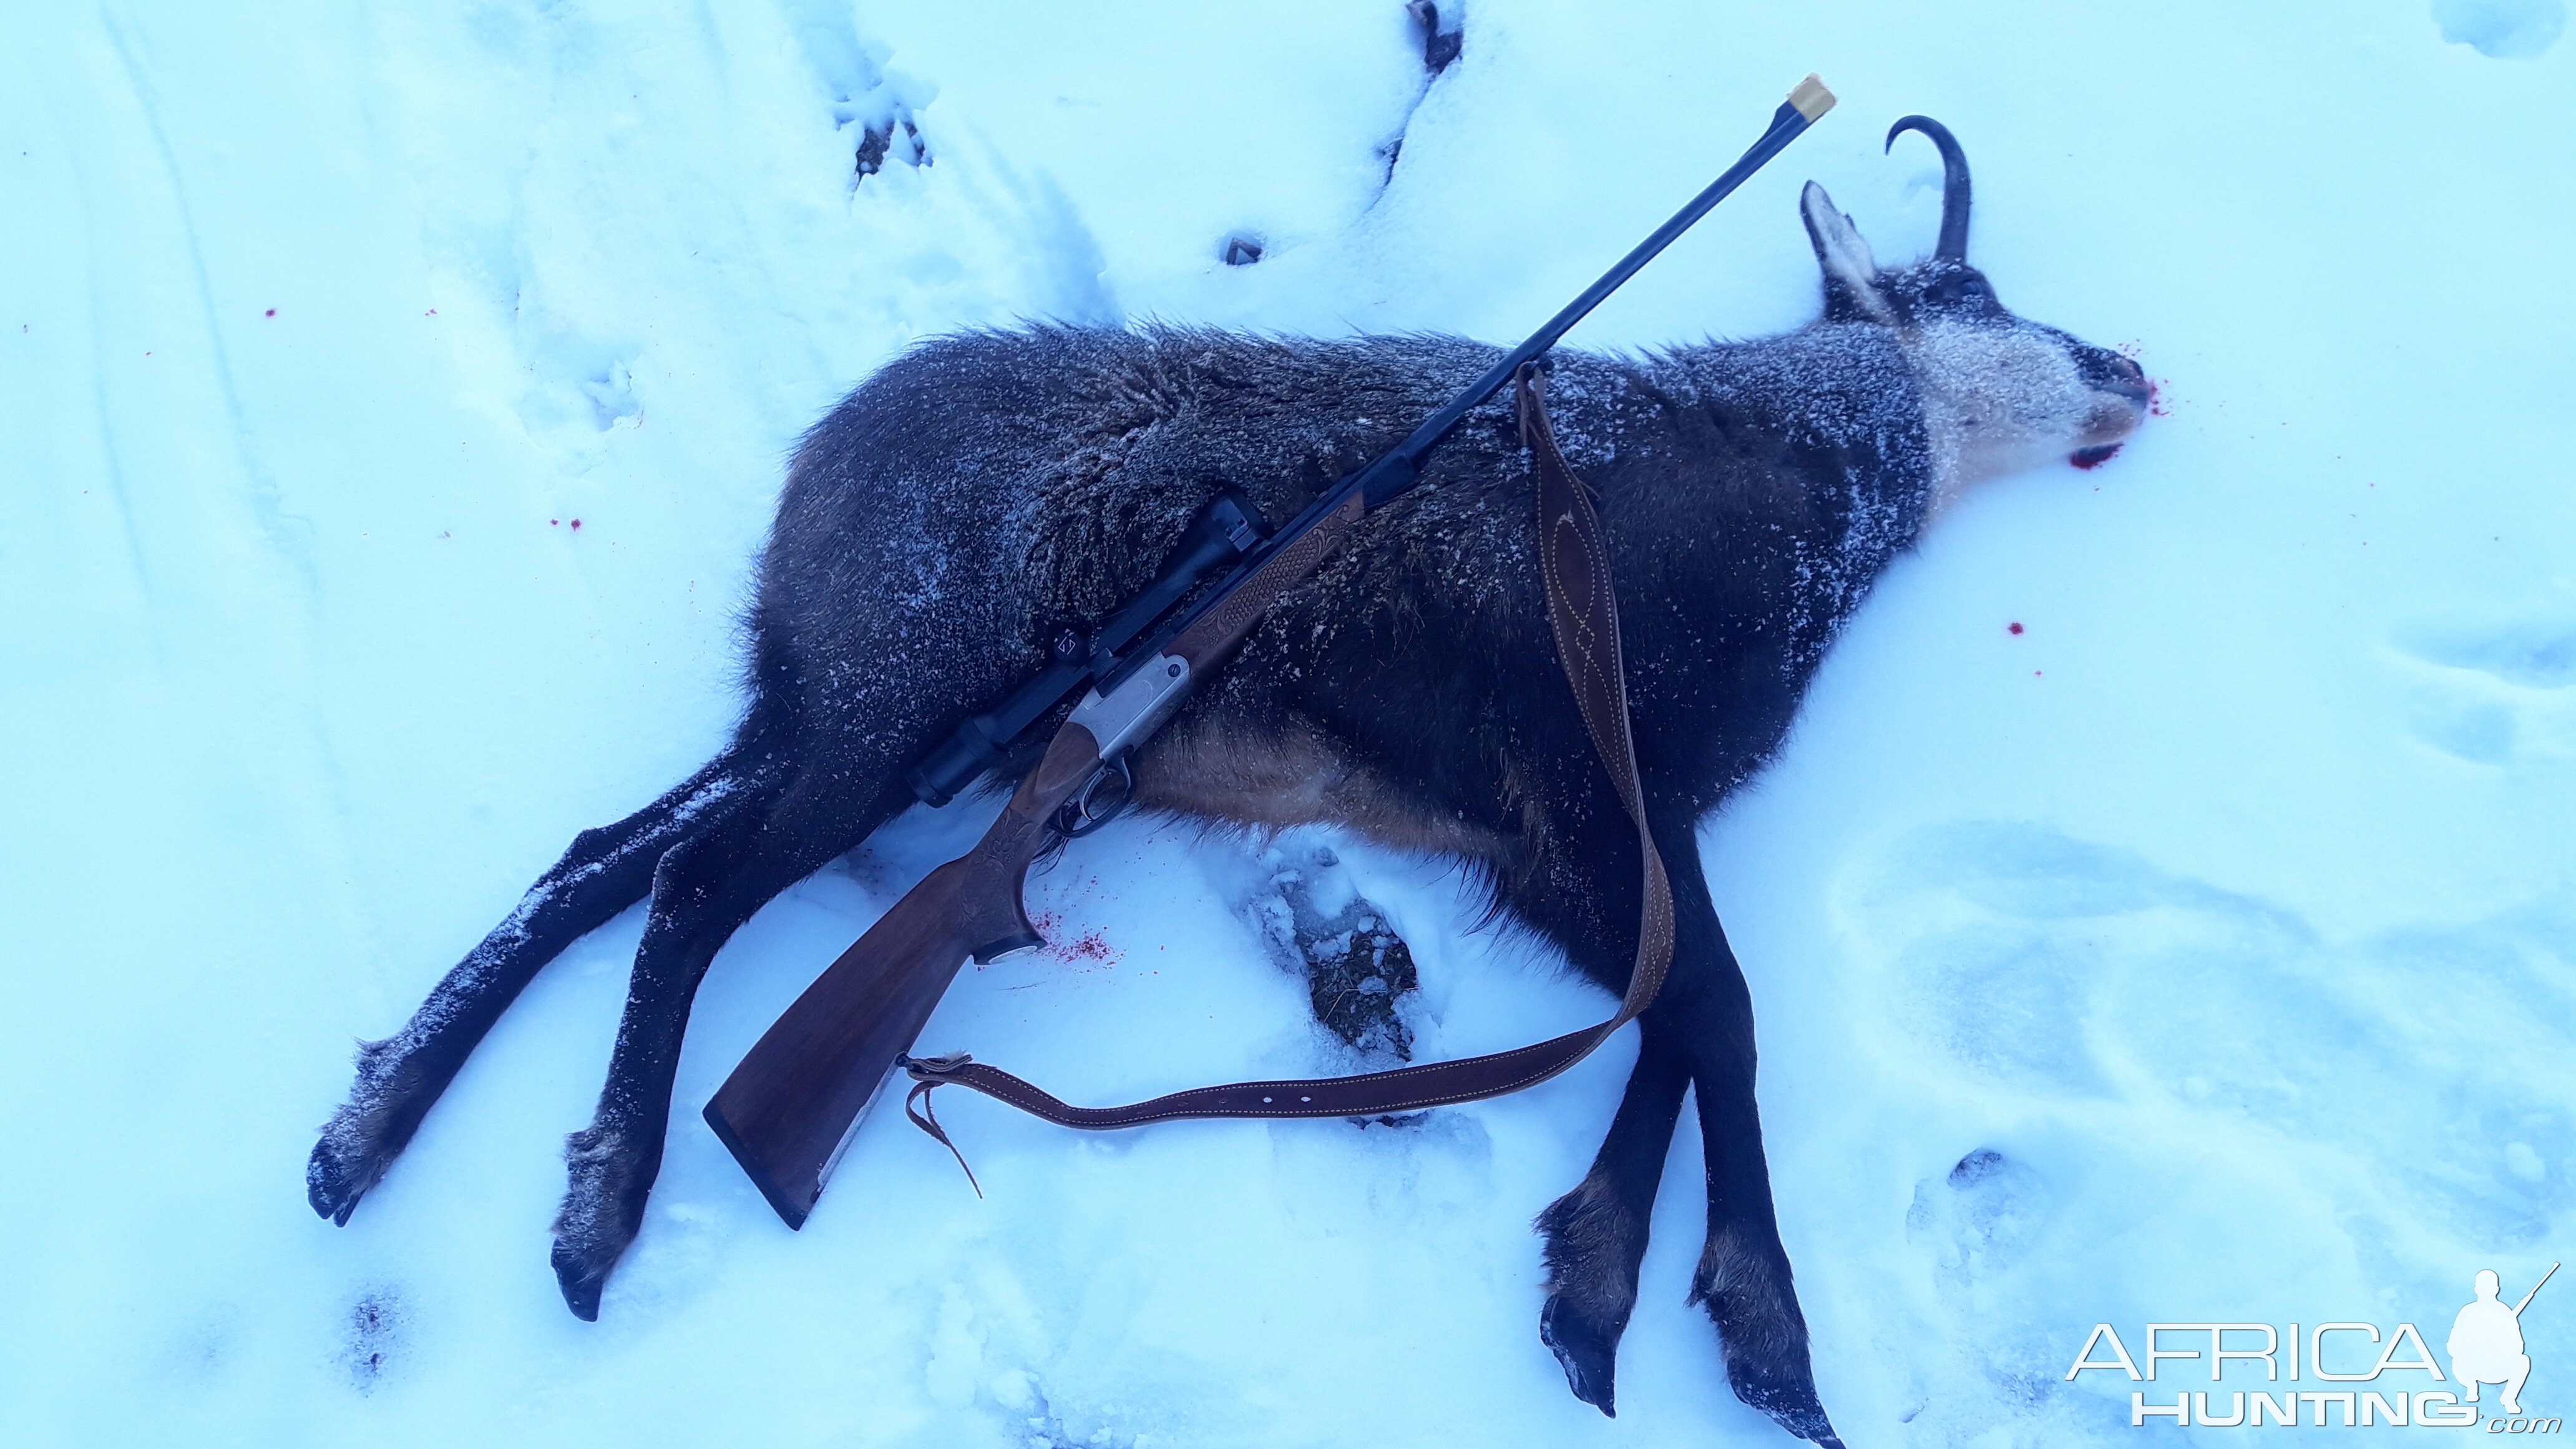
[2067,1261,2560,1430]
[2454,1264,2555,1418]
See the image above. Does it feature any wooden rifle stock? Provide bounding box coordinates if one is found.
[708,494,1361,1224]
[702,725,1104,1226]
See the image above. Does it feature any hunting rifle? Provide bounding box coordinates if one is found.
[705,74,1837,1227]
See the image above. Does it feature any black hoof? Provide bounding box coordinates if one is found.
[551,1241,607,1322]
[1539,1292,1620,1417]
[1692,1231,1842,1445]
[550,1121,651,1322]
[1725,1349,1843,1446]
[1534,1174,1652,1419]
[306,1138,372,1226]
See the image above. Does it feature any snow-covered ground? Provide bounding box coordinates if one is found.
[5,2,2573,1445]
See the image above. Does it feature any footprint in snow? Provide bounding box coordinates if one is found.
[1905,1147,2067,1412]
[2431,0,2566,59]
[1844,820,2576,1249]
[773,0,931,184]
[1908,1147,2051,1291]
[511,328,643,441]
[339,1289,402,1393]
[2386,610,2576,765]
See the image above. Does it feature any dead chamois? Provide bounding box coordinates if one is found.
[310,119,2145,1445]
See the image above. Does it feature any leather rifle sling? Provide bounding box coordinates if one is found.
[900,364,1675,1134]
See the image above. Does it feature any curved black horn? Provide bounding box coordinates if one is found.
[1884,115,1971,263]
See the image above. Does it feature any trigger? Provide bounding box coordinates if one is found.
[1050,756,1135,839]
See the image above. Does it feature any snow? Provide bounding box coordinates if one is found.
[3,1,2572,1445]
[2432,0,2569,57]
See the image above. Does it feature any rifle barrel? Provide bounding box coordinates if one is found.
[1146,78,1835,664]
[1379,82,1837,494]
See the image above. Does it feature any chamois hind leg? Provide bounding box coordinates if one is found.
[548,759,910,1320]
[308,751,771,1227]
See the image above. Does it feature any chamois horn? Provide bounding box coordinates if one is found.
[1885,115,1971,263]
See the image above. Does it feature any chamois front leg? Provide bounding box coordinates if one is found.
[1536,1014,1689,1415]
[1505,792,1697,1417]
[1663,857,1843,1449]
[1517,793,1841,1444]
[548,766,897,1320]
[308,754,761,1226]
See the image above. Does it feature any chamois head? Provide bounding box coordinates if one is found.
[1800,116,2149,497]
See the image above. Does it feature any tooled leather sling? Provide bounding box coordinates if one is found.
[898,364,1676,1151]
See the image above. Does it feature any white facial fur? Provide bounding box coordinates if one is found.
[1800,182,2146,520]
[1903,319,2125,509]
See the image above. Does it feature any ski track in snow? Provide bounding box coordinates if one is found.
[4,2,2574,1447]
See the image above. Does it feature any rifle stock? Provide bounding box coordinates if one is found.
[703,724,1103,1226]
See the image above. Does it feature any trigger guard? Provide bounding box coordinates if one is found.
[1053,756,1134,839]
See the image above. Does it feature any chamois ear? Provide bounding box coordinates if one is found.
[1800,182,1891,323]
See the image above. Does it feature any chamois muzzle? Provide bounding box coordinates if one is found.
[1885,115,1971,263]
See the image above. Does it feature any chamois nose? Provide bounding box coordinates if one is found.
[2069,343,2150,468]
[2084,348,2150,402]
